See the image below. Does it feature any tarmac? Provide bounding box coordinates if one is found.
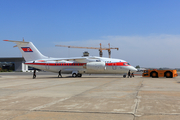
[0,72,180,120]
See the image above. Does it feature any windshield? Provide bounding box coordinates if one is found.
[144,70,148,73]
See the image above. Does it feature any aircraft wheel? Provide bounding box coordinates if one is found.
[123,75,126,78]
[72,73,77,77]
[77,74,82,77]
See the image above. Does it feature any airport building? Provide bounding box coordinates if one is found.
[0,57,29,72]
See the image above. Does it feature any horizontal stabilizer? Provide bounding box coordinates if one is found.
[3,40,29,43]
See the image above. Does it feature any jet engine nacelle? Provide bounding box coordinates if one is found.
[86,62,106,71]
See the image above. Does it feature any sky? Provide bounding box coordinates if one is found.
[0,0,180,68]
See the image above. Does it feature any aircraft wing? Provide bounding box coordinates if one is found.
[41,57,88,62]
[40,56,100,62]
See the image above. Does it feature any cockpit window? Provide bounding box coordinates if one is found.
[144,70,148,73]
[127,63,130,65]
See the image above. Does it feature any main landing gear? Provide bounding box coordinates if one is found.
[33,69,36,79]
[72,73,82,77]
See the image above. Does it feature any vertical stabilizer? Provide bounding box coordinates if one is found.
[4,40,48,61]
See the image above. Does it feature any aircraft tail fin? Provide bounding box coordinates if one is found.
[4,40,48,62]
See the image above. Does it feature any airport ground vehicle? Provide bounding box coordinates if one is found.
[142,69,178,78]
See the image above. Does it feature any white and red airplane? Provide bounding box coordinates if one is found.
[4,40,137,78]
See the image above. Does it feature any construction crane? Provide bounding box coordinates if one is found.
[55,43,119,58]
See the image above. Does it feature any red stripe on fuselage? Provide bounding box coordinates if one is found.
[25,62,130,66]
[25,63,86,66]
[106,62,130,66]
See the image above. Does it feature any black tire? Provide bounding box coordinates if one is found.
[123,75,126,78]
[72,73,77,77]
[77,74,82,77]
[165,71,172,78]
[150,71,158,78]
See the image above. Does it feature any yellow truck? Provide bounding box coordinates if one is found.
[142,69,178,78]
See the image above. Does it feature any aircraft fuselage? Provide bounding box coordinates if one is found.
[25,57,137,74]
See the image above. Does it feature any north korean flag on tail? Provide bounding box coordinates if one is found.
[21,47,33,52]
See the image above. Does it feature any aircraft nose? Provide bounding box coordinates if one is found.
[128,66,137,72]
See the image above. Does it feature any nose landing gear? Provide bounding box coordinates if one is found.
[123,74,126,78]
